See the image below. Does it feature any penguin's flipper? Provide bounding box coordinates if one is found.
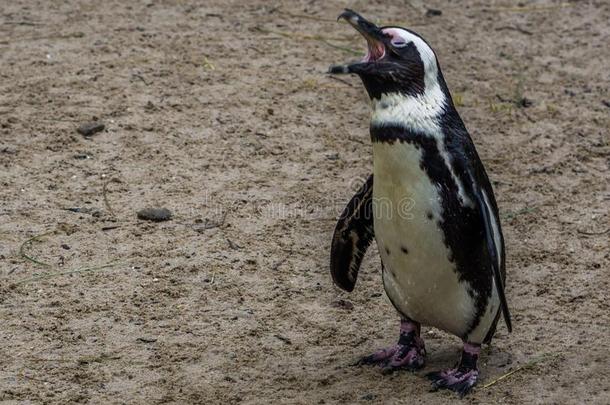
[330,175,374,292]
[467,170,512,332]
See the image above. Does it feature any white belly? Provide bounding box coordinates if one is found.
[373,141,477,338]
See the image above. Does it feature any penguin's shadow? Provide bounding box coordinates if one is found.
[417,345,463,372]
[349,345,461,374]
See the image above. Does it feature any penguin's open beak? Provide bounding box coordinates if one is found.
[329,9,388,74]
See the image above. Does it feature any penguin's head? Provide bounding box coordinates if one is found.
[329,9,441,101]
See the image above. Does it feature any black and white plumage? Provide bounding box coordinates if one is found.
[329,10,511,396]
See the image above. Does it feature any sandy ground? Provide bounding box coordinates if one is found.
[1,0,609,404]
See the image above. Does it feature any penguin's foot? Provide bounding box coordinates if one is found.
[427,367,479,397]
[427,342,481,397]
[357,318,425,372]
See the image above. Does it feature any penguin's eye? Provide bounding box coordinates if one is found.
[391,39,408,48]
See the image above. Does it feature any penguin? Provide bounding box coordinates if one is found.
[328,9,512,397]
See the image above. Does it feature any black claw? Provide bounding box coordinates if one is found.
[454,380,476,397]
[426,370,477,397]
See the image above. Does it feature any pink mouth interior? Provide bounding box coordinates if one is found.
[362,40,385,62]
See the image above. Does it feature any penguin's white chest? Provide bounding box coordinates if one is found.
[372,141,476,337]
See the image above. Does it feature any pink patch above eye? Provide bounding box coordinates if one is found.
[383,28,405,43]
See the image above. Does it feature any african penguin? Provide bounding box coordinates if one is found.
[328,9,512,397]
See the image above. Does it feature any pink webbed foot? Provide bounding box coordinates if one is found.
[427,342,481,397]
[358,318,426,372]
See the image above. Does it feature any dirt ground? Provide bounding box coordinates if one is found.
[0,0,608,404]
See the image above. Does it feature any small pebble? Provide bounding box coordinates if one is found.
[331,299,354,310]
[77,121,105,137]
[0,147,17,154]
[65,207,91,213]
[517,97,533,108]
[426,8,442,17]
[137,207,172,222]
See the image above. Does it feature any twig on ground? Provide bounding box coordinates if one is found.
[273,334,292,344]
[227,239,242,250]
[327,76,355,87]
[11,262,122,286]
[483,352,561,389]
[495,26,533,35]
[131,74,150,85]
[319,39,360,55]
[19,231,55,267]
[577,228,609,236]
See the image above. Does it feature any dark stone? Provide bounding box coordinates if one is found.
[0,146,17,154]
[516,97,533,108]
[77,121,105,137]
[137,207,172,222]
[426,8,443,17]
[64,207,96,214]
